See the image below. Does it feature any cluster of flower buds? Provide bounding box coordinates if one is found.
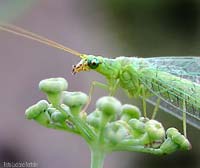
[25,78,191,155]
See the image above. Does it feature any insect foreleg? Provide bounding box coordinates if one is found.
[151,98,161,119]
[82,81,109,112]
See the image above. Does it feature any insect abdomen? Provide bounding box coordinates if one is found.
[140,69,200,120]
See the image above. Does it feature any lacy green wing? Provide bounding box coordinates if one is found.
[139,57,200,129]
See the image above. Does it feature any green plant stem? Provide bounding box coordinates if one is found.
[90,148,105,168]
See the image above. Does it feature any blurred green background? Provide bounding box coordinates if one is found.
[0,0,199,168]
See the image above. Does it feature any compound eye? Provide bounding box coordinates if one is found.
[88,58,99,69]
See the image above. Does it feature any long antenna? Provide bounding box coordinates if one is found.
[0,23,83,57]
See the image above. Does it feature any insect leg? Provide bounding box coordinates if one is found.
[151,98,161,119]
[182,99,187,137]
[82,81,109,112]
[141,86,147,118]
[109,79,120,96]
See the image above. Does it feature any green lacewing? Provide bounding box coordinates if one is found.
[0,23,199,131]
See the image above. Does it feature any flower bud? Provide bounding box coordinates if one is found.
[26,101,51,127]
[159,128,191,154]
[62,91,88,115]
[128,118,145,136]
[51,110,67,123]
[166,128,179,138]
[166,128,191,150]
[104,121,131,145]
[120,104,141,122]
[47,107,57,116]
[39,78,68,94]
[87,110,101,129]
[25,100,49,119]
[39,78,68,106]
[96,96,121,122]
[145,120,165,141]
[160,138,179,154]
[60,104,71,116]
[173,134,191,150]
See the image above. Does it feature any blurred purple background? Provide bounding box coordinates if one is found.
[0,0,199,168]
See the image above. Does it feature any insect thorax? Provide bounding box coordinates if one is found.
[96,56,145,97]
[117,57,142,97]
